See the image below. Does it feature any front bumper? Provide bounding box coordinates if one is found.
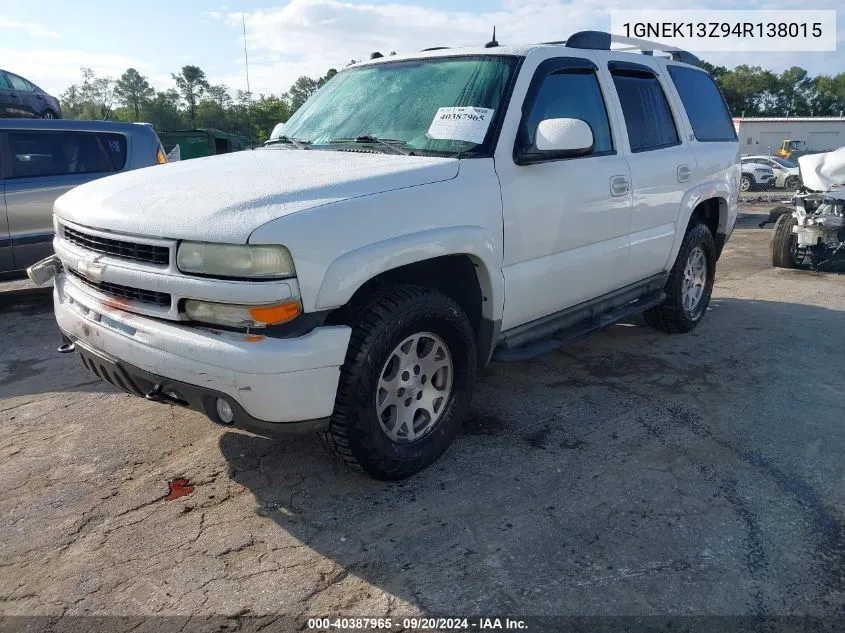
[54,274,351,433]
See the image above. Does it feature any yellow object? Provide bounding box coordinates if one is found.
[249,301,301,325]
[777,139,805,160]
[156,147,167,164]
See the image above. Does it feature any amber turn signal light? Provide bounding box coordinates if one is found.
[249,301,301,325]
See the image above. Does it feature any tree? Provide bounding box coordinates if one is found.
[204,84,232,109]
[172,65,210,126]
[286,76,320,113]
[317,68,338,88]
[145,89,184,131]
[114,68,155,120]
[59,67,116,120]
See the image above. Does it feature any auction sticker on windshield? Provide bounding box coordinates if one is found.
[427,107,494,144]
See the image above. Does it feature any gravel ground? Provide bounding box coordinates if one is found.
[1,209,844,626]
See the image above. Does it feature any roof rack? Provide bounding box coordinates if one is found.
[556,30,700,66]
[421,47,450,51]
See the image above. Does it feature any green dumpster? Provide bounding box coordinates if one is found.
[158,128,250,161]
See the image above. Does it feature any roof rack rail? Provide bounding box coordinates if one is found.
[562,30,700,66]
[421,46,450,51]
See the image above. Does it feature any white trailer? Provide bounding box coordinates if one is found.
[733,118,845,157]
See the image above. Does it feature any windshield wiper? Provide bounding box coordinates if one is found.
[265,135,311,150]
[327,135,412,156]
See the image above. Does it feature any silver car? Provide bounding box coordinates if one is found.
[740,158,776,192]
[1,120,166,277]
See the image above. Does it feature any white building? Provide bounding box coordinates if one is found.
[733,118,845,156]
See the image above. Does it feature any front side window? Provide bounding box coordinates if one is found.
[278,56,519,157]
[0,73,10,90]
[611,71,679,152]
[521,69,614,154]
[668,66,736,142]
[8,131,127,179]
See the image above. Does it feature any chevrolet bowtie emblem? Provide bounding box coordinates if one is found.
[77,255,106,282]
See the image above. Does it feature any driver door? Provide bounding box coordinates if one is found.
[496,56,633,330]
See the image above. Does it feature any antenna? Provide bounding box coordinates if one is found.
[485,26,498,48]
[242,12,253,147]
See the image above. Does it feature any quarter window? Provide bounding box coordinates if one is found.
[522,69,614,155]
[8,132,127,179]
[668,66,736,142]
[611,71,679,152]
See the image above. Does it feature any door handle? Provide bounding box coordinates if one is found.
[677,164,692,183]
[609,175,630,197]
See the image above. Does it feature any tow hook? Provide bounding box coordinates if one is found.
[57,342,75,354]
[145,384,188,406]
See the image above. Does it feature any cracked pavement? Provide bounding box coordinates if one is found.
[1,209,844,620]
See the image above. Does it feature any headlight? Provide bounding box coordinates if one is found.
[184,299,301,327]
[177,243,295,279]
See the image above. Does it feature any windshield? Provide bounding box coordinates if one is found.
[771,156,797,169]
[279,56,519,156]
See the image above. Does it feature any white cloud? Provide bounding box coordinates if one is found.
[0,14,59,39]
[210,0,845,96]
[0,49,149,94]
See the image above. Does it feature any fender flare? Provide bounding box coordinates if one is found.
[315,225,503,320]
[664,180,732,269]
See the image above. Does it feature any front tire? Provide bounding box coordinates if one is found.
[322,285,477,480]
[644,223,716,334]
[41,108,58,119]
[740,174,754,192]
[771,213,799,268]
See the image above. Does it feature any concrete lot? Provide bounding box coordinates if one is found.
[1,209,844,622]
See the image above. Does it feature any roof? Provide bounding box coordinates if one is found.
[0,119,157,133]
[733,117,845,123]
[349,40,696,70]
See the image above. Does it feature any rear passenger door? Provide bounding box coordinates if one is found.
[604,59,695,279]
[3,129,128,271]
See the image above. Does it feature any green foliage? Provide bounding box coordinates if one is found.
[114,68,155,120]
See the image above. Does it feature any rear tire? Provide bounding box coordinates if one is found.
[644,223,716,334]
[771,213,799,268]
[321,285,477,480]
[784,175,801,190]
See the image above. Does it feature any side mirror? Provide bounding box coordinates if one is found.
[517,118,594,165]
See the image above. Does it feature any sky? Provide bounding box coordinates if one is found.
[1,0,843,99]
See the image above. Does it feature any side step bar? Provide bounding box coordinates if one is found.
[491,291,665,363]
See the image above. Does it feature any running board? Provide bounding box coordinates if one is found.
[491,291,666,363]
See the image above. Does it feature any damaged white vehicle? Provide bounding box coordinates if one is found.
[28,32,739,479]
[771,147,845,270]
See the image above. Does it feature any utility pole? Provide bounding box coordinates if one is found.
[243,13,253,147]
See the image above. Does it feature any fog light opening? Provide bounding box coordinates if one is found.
[215,398,235,424]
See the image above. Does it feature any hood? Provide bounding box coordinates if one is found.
[54,148,460,243]
[798,147,845,192]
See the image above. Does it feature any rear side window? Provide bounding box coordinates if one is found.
[7,73,33,91]
[611,71,679,152]
[8,131,127,179]
[523,70,614,154]
[668,66,736,142]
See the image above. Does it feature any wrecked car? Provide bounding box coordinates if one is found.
[771,147,845,270]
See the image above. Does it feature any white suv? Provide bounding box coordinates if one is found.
[33,31,740,479]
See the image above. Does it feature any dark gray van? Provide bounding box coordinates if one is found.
[1,120,166,277]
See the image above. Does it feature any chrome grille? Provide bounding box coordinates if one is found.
[63,225,169,265]
[68,268,172,307]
